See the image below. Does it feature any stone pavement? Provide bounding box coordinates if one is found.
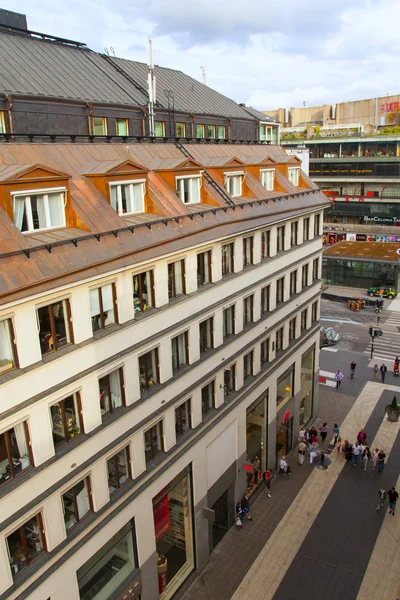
[178,389,355,600]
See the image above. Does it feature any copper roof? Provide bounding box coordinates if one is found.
[323,241,400,261]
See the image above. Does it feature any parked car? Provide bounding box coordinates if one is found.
[367,286,398,299]
[320,327,340,347]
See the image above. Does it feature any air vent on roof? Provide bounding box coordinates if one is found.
[0,9,28,32]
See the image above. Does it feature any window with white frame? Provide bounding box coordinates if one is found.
[224,173,243,197]
[12,188,66,233]
[260,169,275,191]
[288,167,300,186]
[176,175,201,204]
[110,181,145,215]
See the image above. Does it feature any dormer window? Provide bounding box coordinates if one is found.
[260,169,275,191]
[92,117,107,136]
[176,175,201,204]
[288,167,300,187]
[12,188,66,233]
[110,181,145,215]
[0,112,5,134]
[224,172,243,197]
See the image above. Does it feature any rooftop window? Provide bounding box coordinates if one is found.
[92,117,107,136]
[176,175,201,204]
[0,112,5,134]
[224,173,243,197]
[115,118,129,136]
[288,167,300,187]
[13,188,66,233]
[260,169,275,191]
[206,124,216,139]
[195,124,205,138]
[154,121,165,137]
[176,122,186,137]
[110,181,145,215]
[217,125,226,139]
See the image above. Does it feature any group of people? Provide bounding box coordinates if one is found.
[335,358,399,386]
[337,429,387,472]
[377,486,399,514]
[297,422,333,465]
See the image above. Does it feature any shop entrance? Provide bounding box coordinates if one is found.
[211,483,234,550]
[276,416,293,467]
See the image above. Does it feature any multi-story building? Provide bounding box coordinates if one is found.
[0,11,328,600]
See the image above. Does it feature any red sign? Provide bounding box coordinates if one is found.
[244,464,253,472]
[358,196,365,202]
[153,493,170,542]
[381,102,399,113]
[367,190,373,197]
[345,196,350,202]
[283,410,290,423]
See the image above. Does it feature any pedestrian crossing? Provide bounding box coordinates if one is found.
[363,311,400,363]
[319,370,337,387]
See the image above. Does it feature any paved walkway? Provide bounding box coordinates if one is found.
[179,383,400,600]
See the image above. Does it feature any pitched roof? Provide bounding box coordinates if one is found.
[241,106,279,123]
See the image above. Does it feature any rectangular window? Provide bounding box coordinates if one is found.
[276,277,285,305]
[0,422,32,485]
[243,295,254,326]
[243,350,254,381]
[201,380,215,416]
[301,308,308,331]
[206,124,216,139]
[260,169,275,191]
[171,332,189,372]
[314,214,321,236]
[312,301,318,323]
[99,368,125,416]
[175,400,191,439]
[176,176,201,204]
[261,230,271,259]
[288,167,300,186]
[195,124,204,138]
[133,270,154,313]
[37,299,73,355]
[0,111,5,134]
[90,283,117,332]
[77,521,137,600]
[313,258,319,281]
[303,217,310,241]
[197,250,212,286]
[62,478,92,531]
[261,285,271,314]
[7,514,45,577]
[289,317,296,342]
[115,118,129,136]
[0,319,18,374]
[290,270,297,296]
[50,394,82,449]
[154,121,165,137]
[261,337,270,365]
[110,181,145,215]
[139,348,159,392]
[175,122,186,137]
[302,264,309,288]
[243,236,254,267]
[225,173,243,197]
[277,225,285,253]
[223,305,235,339]
[168,260,186,299]
[144,421,164,464]
[224,364,236,397]
[107,447,130,493]
[199,317,214,354]
[291,221,298,246]
[92,117,107,135]
[222,242,234,276]
[13,189,66,233]
[277,366,294,407]
[276,327,284,353]
[217,125,226,139]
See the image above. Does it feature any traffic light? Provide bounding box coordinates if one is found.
[369,326,373,336]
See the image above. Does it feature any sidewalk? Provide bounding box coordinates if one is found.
[178,389,355,600]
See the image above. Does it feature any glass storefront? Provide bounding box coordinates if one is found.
[322,257,399,289]
[276,366,294,408]
[276,416,293,466]
[153,468,194,600]
[245,393,268,492]
[300,347,315,427]
[77,521,138,600]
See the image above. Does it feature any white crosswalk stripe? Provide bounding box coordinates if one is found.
[319,369,337,387]
[362,324,400,363]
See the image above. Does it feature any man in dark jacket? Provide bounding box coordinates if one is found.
[388,487,399,515]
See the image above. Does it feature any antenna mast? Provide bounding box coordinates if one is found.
[201,66,207,86]
[147,37,156,137]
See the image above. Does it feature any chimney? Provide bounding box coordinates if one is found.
[239,103,246,107]
[0,9,28,31]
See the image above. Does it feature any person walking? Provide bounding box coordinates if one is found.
[377,449,386,473]
[357,429,367,445]
[298,440,307,465]
[388,487,399,515]
[380,363,387,383]
[242,492,253,521]
[309,442,318,465]
[372,448,379,470]
[298,426,305,440]
[236,501,244,528]
[320,422,328,444]
[333,423,340,445]
[335,369,344,388]
[343,440,353,461]
[309,426,318,443]
[350,360,357,379]
[264,469,273,497]
[373,364,379,381]
[304,429,311,445]
[377,486,386,511]
[352,442,363,467]
[362,446,371,471]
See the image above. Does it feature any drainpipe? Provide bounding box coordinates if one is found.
[87,103,93,135]
[190,114,195,138]
[5,95,13,134]
[227,118,232,140]
[140,108,147,136]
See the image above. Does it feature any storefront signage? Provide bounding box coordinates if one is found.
[381,102,399,113]
[153,493,170,541]
[364,216,400,225]
[283,410,290,423]
[244,463,254,472]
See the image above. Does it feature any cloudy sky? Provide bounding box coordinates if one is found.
[5,0,400,110]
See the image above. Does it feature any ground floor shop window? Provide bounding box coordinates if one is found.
[276,365,294,408]
[276,415,293,467]
[77,521,138,600]
[300,347,315,426]
[153,469,194,600]
[246,393,268,494]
